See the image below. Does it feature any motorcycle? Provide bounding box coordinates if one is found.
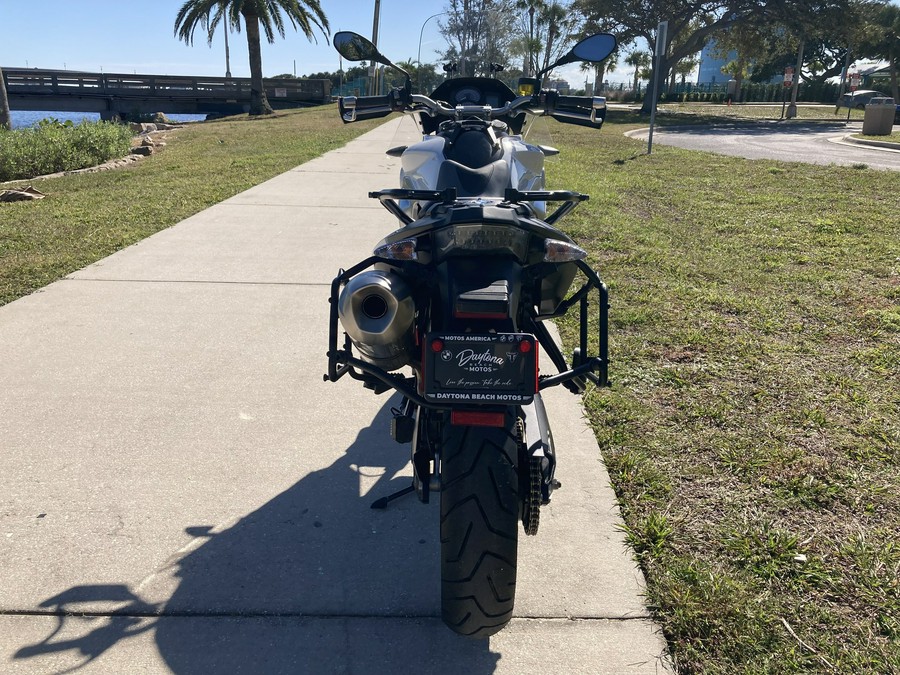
[325,30,616,638]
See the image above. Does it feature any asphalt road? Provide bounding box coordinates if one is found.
[629,121,900,171]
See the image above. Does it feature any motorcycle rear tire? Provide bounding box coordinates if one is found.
[439,411,520,638]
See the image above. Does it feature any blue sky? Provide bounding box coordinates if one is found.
[0,1,456,78]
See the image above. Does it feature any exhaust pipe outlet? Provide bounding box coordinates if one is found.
[338,270,415,371]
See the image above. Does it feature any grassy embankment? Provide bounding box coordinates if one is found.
[549,114,899,673]
[2,105,898,672]
[0,107,381,305]
[0,119,134,182]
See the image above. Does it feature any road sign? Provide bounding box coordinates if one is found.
[850,72,860,92]
[783,66,794,87]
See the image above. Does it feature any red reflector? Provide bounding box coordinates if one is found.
[431,339,444,353]
[451,410,506,427]
[519,340,532,353]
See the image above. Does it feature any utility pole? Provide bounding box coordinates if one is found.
[527,5,535,77]
[647,21,668,155]
[786,38,804,119]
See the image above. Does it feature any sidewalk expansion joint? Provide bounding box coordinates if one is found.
[0,609,651,622]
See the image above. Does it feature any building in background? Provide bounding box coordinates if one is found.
[697,44,733,85]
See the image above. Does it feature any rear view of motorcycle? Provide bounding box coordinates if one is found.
[325,30,616,638]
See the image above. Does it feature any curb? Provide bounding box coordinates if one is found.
[840,133,900,152]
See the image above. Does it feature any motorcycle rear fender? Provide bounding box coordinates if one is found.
[522,394,557,502]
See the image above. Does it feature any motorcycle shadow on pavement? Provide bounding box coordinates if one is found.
[15,397,501,673]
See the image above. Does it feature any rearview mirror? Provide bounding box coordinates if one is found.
[333,31,410,80]
[571,34,617,63]
[538,33,617,79]
[333,31,380,63]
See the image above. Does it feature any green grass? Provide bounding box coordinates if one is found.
[0,107,380,305]
[2,104,898,673]
[547,111,899,673]
[658,102,867,123]
[855,131,900,145]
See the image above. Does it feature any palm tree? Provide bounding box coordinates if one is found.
[175,0,329,116]
[0,67,11,130]
[625,49,651,96]
[514,0,546,76]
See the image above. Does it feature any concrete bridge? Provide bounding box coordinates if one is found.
[2,68,331,119]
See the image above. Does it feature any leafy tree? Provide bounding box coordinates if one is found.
[536,2,580,74]
[0,67,11,130]
[513,0,545,75]
[508,1,583,78]
[711,21,771,100]
[174,0,329,116]
[439,0,500,77]
[572,6,625,92]
[579,0,858,112]
[393,60,443,94]
[671,54,699,89]
[733,0,879,89]
[858,2,900,99]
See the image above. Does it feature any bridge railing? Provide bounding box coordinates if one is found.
[3,68,330,103]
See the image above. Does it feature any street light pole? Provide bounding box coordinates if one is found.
[417,12,446,93]
[370,0,381,95]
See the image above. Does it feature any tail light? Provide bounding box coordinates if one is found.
[451,410,506,427]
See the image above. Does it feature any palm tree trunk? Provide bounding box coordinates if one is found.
[242,9,273,115]
[0,67,11,130]
[224,23,232,78]
[594,64,605,93]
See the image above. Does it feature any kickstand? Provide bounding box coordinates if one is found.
[370,484,416,510]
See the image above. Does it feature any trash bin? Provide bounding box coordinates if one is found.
[862,97,896,135]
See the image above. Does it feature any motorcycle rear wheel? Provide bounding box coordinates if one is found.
[439,410,520,638]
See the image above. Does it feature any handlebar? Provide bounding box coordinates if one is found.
[338,88,607,130]
[412,93,536,120]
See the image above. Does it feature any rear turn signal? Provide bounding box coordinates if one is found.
[544,239,587,263]
[374,239,418,261]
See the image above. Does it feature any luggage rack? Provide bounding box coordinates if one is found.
[325,256,609,406]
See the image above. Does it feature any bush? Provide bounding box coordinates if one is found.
[0,119,133,181]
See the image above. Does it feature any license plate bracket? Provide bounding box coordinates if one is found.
[423,333,537,404]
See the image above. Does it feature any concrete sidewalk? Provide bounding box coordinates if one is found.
[0,116,671,674]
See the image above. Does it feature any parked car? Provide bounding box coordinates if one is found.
[838,89,888,109]
[837,89,900,124]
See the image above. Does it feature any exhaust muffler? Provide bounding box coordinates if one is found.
[338,270,415,371]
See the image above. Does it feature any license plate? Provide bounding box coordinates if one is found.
[423,333,537,404]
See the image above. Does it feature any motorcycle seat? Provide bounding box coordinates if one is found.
[436,158,511,199]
